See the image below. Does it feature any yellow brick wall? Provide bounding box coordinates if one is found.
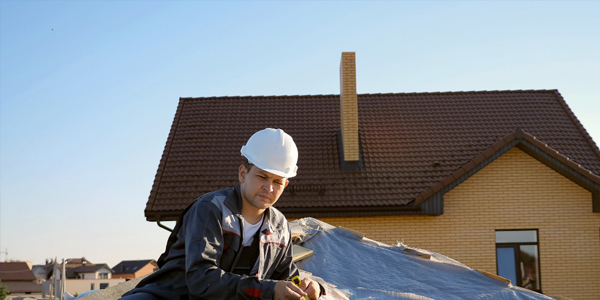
[339,52,359,161]
[316,148,600,299]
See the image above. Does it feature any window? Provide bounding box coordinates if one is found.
[100,283,109,289]
[90,283,94,290]
[495,230,541,292]
[98,273,108,279]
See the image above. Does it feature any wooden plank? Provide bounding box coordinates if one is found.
[293,245,314,262]
[476,269,511,285]
[292,232,308,243]
[402,248,431,259]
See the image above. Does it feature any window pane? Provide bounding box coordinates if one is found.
[496,247,517,285]
[495,230,537,243]
[520,245,540,291]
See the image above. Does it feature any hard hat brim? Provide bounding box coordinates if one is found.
[244,157,297,178]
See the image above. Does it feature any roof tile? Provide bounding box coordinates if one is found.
[0,262,36,281]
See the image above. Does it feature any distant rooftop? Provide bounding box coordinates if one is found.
[0,261,36,281]
[112,260,157,274]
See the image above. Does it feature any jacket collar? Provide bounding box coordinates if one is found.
[223,185,243,215]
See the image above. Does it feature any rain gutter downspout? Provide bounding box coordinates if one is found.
[156,216,173,232]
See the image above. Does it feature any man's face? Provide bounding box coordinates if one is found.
[239,165,289,212]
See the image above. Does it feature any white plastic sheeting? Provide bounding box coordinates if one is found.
[291,218,554,300]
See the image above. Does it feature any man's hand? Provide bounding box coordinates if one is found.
[274,281,308,300]
[300,278,321,300]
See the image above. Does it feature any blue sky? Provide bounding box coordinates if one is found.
[1,1,599,268]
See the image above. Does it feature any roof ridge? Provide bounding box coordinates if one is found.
[181,94,339,99]
[360,89,558,96]
[180,89,559,99]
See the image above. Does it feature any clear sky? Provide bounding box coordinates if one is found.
[1,1,598,268]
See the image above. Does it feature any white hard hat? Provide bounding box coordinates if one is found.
[241,128,298,178]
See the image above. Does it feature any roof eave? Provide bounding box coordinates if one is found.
[273,203,439,218]
[145,210,181,222]
[146,204,439,221]
[145,97,188,215]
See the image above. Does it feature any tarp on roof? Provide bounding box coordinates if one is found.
[292,218,553,300]
[79,218,556,300]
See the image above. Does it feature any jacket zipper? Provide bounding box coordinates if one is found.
[228,214,245,272]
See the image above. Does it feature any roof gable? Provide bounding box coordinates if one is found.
[145,90,600,219]
[416,128,600,213]
[112,260,157,274]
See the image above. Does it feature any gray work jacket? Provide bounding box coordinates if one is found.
[126,186,299,300]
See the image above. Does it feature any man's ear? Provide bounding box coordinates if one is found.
[239,165,247,183]
[284,179,289,188]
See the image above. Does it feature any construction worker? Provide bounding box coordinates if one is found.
[120,128,323,300]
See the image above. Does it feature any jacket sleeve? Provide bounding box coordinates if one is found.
[182,199,276,300]
[264,222,326,299]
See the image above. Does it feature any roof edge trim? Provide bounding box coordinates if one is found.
[179,89,562,100]
[278,204,431,218]
[146,98,187,213]
[145,210,182,222]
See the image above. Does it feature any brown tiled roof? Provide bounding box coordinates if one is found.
[144,90,600,220]
[74,264,112,274]
[66,258,93,265]
[0,262,36,281]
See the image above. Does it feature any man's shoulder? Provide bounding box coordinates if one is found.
[196,187,233,204]
[268,205,286,220]
[267,206,289,229]
[189,187,239,215]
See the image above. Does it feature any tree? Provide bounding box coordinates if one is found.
[0,279,9,300]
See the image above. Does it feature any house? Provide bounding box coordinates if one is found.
[52,258,112,280]
[143,52,600,299]
[38,258,125,297]
[0,261,42,296]
[72,264,113,280]
[112,260,158,280]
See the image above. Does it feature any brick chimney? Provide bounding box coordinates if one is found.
[338,52,362,170]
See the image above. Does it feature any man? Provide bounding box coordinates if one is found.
[121,128,323,300]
